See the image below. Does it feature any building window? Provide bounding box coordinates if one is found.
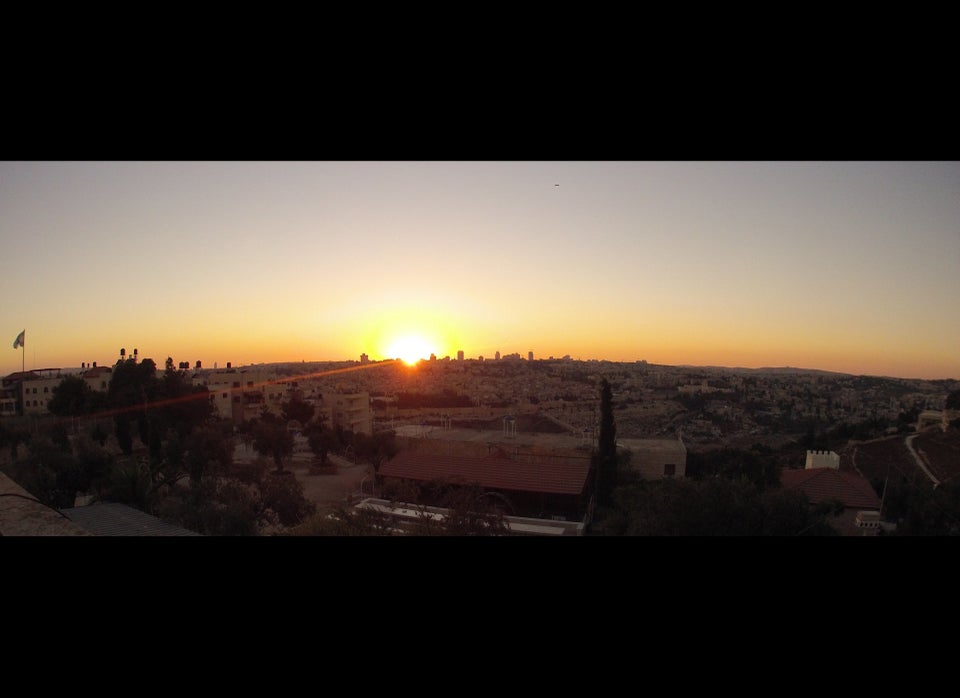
[222,393,228,399]
[33,387,38,394]
[664,463,676,477]
[247,381,253,387]
[43,386,49,393]
[102,381,107,389]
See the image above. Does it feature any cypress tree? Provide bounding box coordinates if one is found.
[594,377,618,509]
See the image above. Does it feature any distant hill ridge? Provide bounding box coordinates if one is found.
[245,360,950,382]
[675,365,852,377]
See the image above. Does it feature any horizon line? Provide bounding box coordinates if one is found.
[8,356,956,384]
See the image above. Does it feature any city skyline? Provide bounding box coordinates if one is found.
[2,161,958,380]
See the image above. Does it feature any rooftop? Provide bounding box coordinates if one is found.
[780,467,882,510]
[2,472,203,536]
[354,498,584,535]
[82,366,113,378]
[61,503,201,536]
[0,473,91,536]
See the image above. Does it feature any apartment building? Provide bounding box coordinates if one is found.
[320,391,372,435]
[192,365,292,424]
[20,369,69,415]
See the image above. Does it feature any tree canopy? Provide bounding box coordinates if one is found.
[252,412,294,472]
[685,448,781,491]
[281,394,315,426]
[946,389,960,410]
[0,357,329,536]
[48,376,104,418]
[602,477,837,536]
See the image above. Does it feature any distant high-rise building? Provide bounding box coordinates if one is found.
[430,353,436,361]
[528,351,534,362]
[495,351,501,361]
[478,355,484,362]
[360,353,369,364]
[457,350,464,361]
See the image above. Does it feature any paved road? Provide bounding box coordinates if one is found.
[905,433,940,486]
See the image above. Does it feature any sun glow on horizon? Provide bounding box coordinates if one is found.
[385,334,438,366]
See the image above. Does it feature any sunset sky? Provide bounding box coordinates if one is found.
[1,161,957,380]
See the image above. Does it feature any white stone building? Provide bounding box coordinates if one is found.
[804,450,840,469]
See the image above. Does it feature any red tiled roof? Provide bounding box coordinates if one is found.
[2,371,39,383]
[780,467,881,510]
[82,366,112,378]
[379,453,591,496]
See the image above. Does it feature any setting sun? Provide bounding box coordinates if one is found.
[386,334,437,366]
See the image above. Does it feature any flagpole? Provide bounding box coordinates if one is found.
[12,329,25,374]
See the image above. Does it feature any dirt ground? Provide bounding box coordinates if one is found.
[288,453,374,513]
[233,442,374,514]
